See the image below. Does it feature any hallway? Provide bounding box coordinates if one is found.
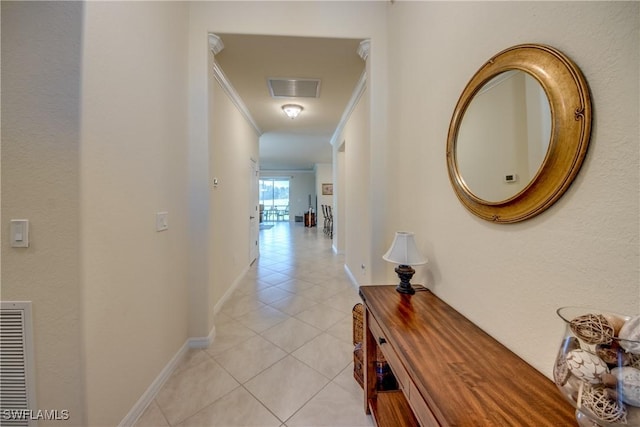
[135,222,373,426]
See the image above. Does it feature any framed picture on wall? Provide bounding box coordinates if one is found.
[322,183,333,195]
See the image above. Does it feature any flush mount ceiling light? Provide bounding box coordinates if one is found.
[282,104,303,119]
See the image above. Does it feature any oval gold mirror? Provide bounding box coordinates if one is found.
[446,44,591,223]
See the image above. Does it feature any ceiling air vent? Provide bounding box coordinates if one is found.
[268,78,321,98]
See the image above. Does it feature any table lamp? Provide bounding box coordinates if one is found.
[383,231,428,295]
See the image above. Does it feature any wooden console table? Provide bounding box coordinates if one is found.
[359,285,576,426]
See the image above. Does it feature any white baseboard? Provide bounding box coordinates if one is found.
[118,340,190,427]
[343,264,359,288]
[119,265,251,426]
[213,264,250,315]
[188,323,216,349]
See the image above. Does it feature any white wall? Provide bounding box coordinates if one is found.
[80,2,190,424]
[386,1,639,377]
[208,67,260,315]
[334,144,347,254]
[3,2,192,425]
[293,173,316,218]
[1,2,86,423]
[315,163,333,211]
[338,84,373,283]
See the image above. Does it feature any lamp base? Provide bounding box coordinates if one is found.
[395,265,416,295]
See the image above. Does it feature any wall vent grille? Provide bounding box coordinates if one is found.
[268,78,321,98]
[1,302,36,427]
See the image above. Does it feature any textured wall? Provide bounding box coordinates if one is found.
[1,2,86,424]
[208,75,260,318]
[80,2,190,424]
[341,86,373,283]
[386,1,639,376]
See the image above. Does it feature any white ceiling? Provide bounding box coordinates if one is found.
[214,34,365,171]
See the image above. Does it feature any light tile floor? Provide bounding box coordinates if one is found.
[135,222,373,427]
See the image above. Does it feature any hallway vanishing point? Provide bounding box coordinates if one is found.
[135,222,373,427]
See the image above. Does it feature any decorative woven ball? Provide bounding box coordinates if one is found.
[554,354,571,387]
[619,315,640,354]
[570,314,615,345]
[597,342,631,367]
[581,384,628,424]
[629,353,640,369]
[554,337,579,386]
[597,344,620,366]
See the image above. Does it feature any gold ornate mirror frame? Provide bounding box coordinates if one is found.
[446,44,592,223]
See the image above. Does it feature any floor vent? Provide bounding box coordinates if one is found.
[1,302,36,427]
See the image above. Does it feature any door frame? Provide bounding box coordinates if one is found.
[249,159,259,263]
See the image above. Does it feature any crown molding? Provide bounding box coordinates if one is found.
[329,39,369,145]
[330,69,367,146]
[357,39,370,61]
[208,33,224,55]
[209,33,261,135]
[211,61,262,136]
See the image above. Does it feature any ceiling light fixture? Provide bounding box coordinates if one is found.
[282,104,303,119]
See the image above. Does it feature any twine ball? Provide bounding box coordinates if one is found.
[570,314,615,345]
[581,384,628,424]
[629,354,640,370]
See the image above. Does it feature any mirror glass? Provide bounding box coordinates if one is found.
[456,71,551,202]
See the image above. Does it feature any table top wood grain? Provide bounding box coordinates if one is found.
[359,285,576,426]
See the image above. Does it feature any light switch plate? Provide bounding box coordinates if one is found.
[10,219,29,248]
[156,212,168,232]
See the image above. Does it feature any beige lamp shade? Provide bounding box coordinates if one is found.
[383,232,428,266]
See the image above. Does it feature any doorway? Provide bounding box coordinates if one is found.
[259,178,290,223]
[249,160,259,263]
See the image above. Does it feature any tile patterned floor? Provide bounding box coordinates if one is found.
[135,222,373,427]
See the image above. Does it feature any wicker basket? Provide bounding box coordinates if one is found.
[353,303,364,388]
[352,303,363,345]
[352,303,394,390]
